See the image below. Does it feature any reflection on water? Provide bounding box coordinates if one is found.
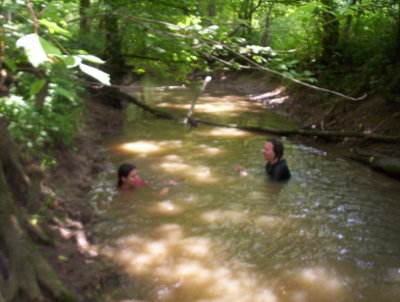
[89,84,400,302]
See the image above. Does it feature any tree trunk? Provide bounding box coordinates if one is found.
[261,4,274,47]
[208,1,216,17]
[79,0,91,38]
[238,0,253,36]
[103,10,125,80]
[395,0,400,63]
[0,163,77,302]
[319,0,340,62]
[342,0,357,46]
[0,119,30,206]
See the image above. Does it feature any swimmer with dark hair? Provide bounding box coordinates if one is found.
[117,163,176,196]
[262,138,291,181]
[117,163,146,190]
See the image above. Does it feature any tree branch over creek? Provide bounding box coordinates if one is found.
[117,14,367,102]
[70,12,367,102]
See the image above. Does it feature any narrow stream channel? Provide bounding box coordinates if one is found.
[89,83,400,302]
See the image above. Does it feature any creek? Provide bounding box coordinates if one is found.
[89,83,400,302]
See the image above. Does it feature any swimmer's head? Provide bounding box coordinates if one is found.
[117,163,137,188]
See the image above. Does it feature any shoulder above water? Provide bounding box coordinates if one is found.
[265,159,291,181]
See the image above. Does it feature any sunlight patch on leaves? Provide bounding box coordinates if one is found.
[16,34,48,67]
[39,19,71,37]
[78,54,105,64]
[79,63,110,85]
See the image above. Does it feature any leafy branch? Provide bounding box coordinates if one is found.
[119,13,367,101]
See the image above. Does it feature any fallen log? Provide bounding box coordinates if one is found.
[111,88,400,144]
[189,118,400,144]
[108,88,400,179]
[348,150,400,179]
[98,87,175,119]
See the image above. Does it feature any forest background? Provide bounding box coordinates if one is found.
[1,0,400,301]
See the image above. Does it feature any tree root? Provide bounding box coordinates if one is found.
[0,138,77,302]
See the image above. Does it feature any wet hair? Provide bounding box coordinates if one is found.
[267,138,284,161]
[117,163,136,188]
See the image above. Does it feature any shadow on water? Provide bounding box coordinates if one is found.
[88,84,400,302]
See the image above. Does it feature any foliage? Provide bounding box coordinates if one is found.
[0,74,83,150]
[1,0,109,157]
[1,0,399,159]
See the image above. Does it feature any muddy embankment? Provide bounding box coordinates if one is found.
[39,98,124,301]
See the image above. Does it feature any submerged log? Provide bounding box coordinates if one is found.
[111,88,400,144]
[107,88,400,180]
[348,151,400,179]
[189,118,400,144]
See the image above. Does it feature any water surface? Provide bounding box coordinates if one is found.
[89,84,400,302]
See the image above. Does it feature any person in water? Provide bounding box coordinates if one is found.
[263,138,291,181]
[117,163,146,190]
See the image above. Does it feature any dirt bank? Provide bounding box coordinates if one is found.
[218,72,400,157]
[39,98,124,301]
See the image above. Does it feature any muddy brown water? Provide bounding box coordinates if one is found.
[89,84,400,302]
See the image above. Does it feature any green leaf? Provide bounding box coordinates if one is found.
[54,86,75,100]
[79,63,110,85]
[30,79,47,96]
[39,19,71,37]
[278,64,288,71]
[355,2,374,8]
[78,54,105,64]
[39,37,62,56]
[3,58,17,72]
[60,55,82,68]
[75,49,89,55]
[16,34,48,67]
[252,55,265,64]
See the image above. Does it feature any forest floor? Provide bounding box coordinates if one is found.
[41,72,400,301]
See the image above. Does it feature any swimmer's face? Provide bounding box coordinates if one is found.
[263,142,276,163]
[121,169,138,188]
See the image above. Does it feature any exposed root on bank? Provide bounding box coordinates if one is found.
[0,164,77,302]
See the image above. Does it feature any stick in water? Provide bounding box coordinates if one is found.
[183,76,212,124]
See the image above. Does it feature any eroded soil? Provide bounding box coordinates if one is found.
[39,99,123,301]
[219,72,400,157]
